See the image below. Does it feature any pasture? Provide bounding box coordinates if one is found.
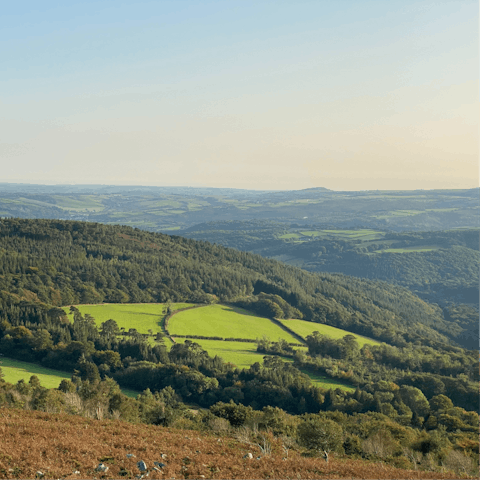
[279,229,385,242]
[168,304,299,342]
[374,246,439,254]
[62,303,194,334]
[279,319,381,347]
[0,357,71,388]
[0,357,139,398]
[173,338,353,391]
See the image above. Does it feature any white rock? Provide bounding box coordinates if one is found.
[36,471,44,478]
[127,453,136,458]
[96,463,109,472]
[243,453,253,459]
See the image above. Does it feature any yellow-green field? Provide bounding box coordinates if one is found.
[173,338,353,391]
[0,357,71,388]
[0,357,139,397]
[169,304,299,342]
[57,303,362,391]
[374,246,439,254]
[62,303,194,334]
[279,319,381,347]
[279,229,384,242]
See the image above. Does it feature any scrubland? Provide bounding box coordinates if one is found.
[0,408,470,480]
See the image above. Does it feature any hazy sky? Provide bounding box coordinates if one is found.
[1,1,478,190]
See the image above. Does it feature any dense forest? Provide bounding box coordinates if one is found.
[0,218,471,348]
[181,222,479,348]
[0,218,477,475]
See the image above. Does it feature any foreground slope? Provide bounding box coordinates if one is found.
[0,408,468,480]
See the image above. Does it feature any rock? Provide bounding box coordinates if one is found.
[96,463,109,472]
[127,453,136,458]
[152,467,161,472]
[36,471,44,478]
[243,453,253,459]
[256,456,261,460]
[73,471,81,475]
[137,460,148,472]
[154,462,166,469]
[160,454,167,460]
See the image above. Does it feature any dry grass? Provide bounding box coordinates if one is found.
[0,407,470,479]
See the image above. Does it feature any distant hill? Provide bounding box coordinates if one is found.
[0,183,478,232]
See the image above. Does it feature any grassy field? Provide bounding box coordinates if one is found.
[63,303,194,334]
[374,246,440,254]
[174,338,265,369]
[173,338,353,391]
[0,357,71,388]
[279,229,384,242]
[279,319,381,347]
[169,304,299,342]
[297,368,355,392]
[0,357,139,397]
[59,303,360,391]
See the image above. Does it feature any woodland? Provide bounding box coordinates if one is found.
[0,218,478,477]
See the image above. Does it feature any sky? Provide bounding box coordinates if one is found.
[1,0,478,191]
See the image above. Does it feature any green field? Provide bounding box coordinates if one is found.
[52,195,105,212]
[279,319,381,348]
[0,357,71,388]
[0,357,139,398]
[374,246,439,254]
[280,229,384,242]
[174,338,352,391]
[63,303,194,334]
[169,304,299,342]
[297,368,355,392]
[59,303,360,391]
[174,338,266,369]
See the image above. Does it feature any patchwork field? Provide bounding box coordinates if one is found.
[279,319,381,348]
[168,304,299,342]
[58,303,362,391]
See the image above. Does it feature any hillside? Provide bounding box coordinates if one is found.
[0,408,467,480]
[0,218,461,348]
[0,217,478,476]
[181,223,479,348]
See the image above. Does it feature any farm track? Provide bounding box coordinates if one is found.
[0,408,466,480]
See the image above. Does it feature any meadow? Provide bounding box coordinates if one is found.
[0,357,139,397]
[60,303,368,391]
[62,303,194,335]
[279,319,381,348]
[168,304,299,342]
[374,246,440,254]
[173,338,353,391]
[279,229,385,242]
[0,357,71,388]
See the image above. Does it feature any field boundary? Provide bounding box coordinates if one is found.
[268,317,306,344]
[164,304,203,343]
